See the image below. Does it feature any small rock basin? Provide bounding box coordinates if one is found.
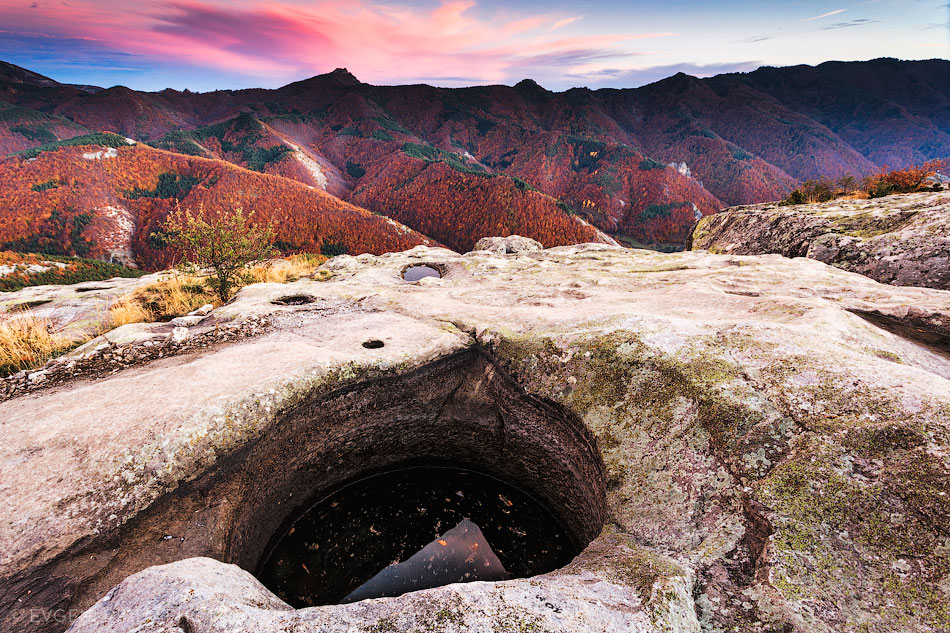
[402,265,442,282]
[256,466,577,606]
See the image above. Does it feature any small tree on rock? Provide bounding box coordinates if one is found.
[161,206,276,301]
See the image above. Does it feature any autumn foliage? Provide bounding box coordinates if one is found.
[782,160,947,205]
[0,144,433,270]
[350,157,611,252]
[866,159,947,198]
[3,58,948,259]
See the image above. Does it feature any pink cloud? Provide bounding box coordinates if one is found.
[0,0,678,85]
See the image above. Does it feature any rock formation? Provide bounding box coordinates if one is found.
[0,242,948,633]
[689,191,950,290]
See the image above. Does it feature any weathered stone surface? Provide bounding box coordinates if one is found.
[0,243,948,633]
[0,273,165,341]
[165,326,190,345]
[169,315,207,328]
[473,234,544,254]
[688,191,950,290]
[188,304,214,317]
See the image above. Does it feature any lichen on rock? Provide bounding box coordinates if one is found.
[0,240,947,633]
[688,191,950,290]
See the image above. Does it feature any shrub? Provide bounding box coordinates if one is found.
[781,175,868,205]
[161,206,276,301]
[109,254,326,328]
[781,178,839,205]
[782,160,947,205]
[866,159,946,198]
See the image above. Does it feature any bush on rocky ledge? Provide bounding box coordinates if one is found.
[781,160,946,205]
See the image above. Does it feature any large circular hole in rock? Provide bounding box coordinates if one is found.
[257,465,576,606]
[18,352,606,628]
[402,264,442,282]
[48,350,608,623]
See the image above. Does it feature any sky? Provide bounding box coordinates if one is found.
[0,0,947,92]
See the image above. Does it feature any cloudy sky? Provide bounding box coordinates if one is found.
[0,0,947,91]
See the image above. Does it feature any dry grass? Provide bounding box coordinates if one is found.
[134,275,217,319]
[109,296,155,328]
[0,313,71,377]
[108,274,217,327]
[0,255,330,377]
[107,255,328,329]
[247,254,327,284]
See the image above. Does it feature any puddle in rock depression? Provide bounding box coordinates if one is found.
[402,265,441,282]
[256,466,576,606]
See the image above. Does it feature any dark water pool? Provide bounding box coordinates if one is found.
[256,466,576,606]
[403,265,441,282]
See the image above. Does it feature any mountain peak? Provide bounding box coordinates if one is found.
[326,67,361,85]
[513,78,550,98]
[514,78,543,90]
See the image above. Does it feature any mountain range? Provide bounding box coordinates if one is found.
[0,57,947,269]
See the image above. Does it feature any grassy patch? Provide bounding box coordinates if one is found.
[0,313,76,377]
[108,255,327,327]
[110,275,216,325]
